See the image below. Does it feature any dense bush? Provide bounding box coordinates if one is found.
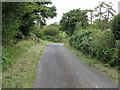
[30,24,43,38]
[30,24,64,42]
[111,14,120,40]
[70,29,97,57]
[41,25,59,36]
[110,40,120,67]
[92,30,115,63]
[41,25,62,42]
[69,28,119,67]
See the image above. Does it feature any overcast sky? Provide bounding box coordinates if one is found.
[46,0,120,25]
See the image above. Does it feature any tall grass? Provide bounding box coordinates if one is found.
[2,43,45,88]
[2,40,36,70]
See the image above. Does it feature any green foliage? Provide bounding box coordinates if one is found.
[41,25,59,36]
[29,24,42,38]
[2,2,57,71]
[111,14,120,40]
[92,30,115,63]
[40,25,62,42]
[60,9,89,36]
[2,40,36,70]
[2,44,45,88]
[69,29,94,55]
[30,24,64,42]
[2,2,57,45]
[109,40,120,67]
[69,27,119,67]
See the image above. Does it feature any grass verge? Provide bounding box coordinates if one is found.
[2,40,36,70]
[65,43,118,83]
[2,42,45,88]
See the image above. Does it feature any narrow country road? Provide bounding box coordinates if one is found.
[33,44,118,88]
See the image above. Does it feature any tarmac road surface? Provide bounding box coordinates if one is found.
[33,43,118,88]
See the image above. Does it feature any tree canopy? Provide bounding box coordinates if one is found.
[60,9,88,36]
[2,2,57,45]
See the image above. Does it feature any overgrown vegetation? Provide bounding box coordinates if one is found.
[2,1,120,88]
[69,28,119,67]
[2,2,57,70]
[2,2,57,46]
[60,1,120,68]
[2,2,57,88]
[30,24,65,42]
[111,14,120,40]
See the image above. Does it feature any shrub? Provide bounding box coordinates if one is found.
[69,28,119,67]
[40,25,63,42]
[30,24,43,38]
[30,24,63,42]
[69,29,94,52]
[41,25,59,36]
[111,14,120,40]
[92,30,115,63]
[109,40,120,67]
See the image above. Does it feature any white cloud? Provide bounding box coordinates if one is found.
[47,0,120,25]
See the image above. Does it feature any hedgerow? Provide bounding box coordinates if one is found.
[69,28,119,67]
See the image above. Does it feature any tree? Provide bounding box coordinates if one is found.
[19,2,57,38]
[104,2,116,29]
[89,10,94,24]
[94,1,106,29]
[86,9,94,24]
[2,2,25,44]
[60,9,88,36]
[2,2,57,45]
[94,1,116,30]
[104,2,116,22]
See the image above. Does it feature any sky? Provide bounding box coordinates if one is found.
[46,0,120,25]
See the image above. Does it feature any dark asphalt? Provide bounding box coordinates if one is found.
[33,44,118,88]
